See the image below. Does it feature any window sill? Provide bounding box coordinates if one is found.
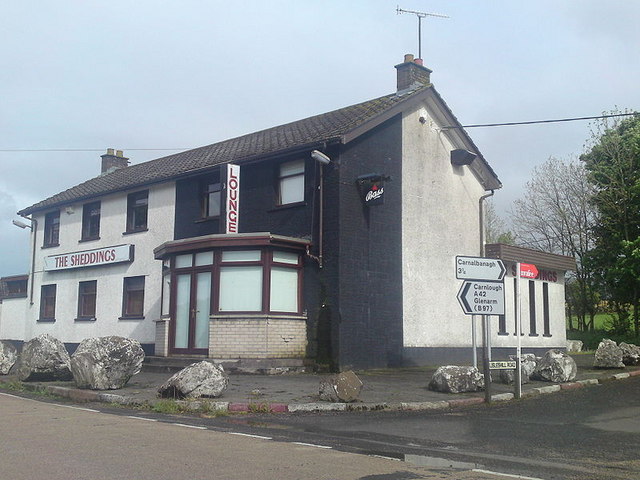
[79,236,100,243]
[543,334,553,337]
[497,332,510,336]
[194,216,220,224]
[42,243,60,249]
[75,317,97,322]
[529,333,539,337]
[119,316,145,321]
[37,318,56,323]
[269,201,307,212]
[123,228,148,236]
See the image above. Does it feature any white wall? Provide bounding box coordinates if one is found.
[401,104,487,348]
[20,181,175,346]
[492,262,567,349]
[0,297,28,340]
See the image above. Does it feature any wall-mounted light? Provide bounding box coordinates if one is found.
[12,219,32,231]
[311,150,331,165]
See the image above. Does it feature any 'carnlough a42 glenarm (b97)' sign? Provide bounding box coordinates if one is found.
[44,244,134,271]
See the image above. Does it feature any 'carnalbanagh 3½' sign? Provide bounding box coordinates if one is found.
[44,244,133,271]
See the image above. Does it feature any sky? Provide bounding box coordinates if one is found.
[1,0,639,277]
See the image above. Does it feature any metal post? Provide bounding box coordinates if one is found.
[482,314,491,403]
[472,315,477,368]
[515,263,522,399]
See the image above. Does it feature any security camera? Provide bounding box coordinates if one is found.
[311,150,331,165]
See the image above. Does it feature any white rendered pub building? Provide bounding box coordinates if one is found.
[1,56,574,369]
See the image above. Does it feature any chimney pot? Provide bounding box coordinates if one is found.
[100,148,129,174]
[395,53,432,92]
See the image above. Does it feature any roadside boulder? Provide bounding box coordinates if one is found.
[428,366,484,393]
[319,370,363,402]
[532,349,577,382]
[566,340,583,353]
[158,361,229,399]
[499,354,538,384]
[0,341,18,374]
[15,334,72,381]
[619,342,640,366]
[70,336,145,390]
[593,339,625,369]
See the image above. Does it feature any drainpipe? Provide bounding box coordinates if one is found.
[19,214,37,306]
[479,190,494,256]
[309,150,331,269]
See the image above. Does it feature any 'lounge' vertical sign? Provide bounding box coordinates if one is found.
[226,163,240,233]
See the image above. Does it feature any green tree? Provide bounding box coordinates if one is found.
[510,157,599,331]
[582,113,640,335]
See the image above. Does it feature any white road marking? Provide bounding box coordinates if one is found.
[369,454,401,461]
[51,404,100,413]
[227,432,272,440]
[172,423,208,430]
[292,442,332,449]
[473,469,545,480]
[126,416,158,422]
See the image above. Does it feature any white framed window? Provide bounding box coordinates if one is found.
[278,160,305,205]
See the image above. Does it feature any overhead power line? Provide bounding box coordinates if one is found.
[0,148,188,153]
[442,112,639,129]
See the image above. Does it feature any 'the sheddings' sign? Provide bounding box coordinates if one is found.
[226,163,240,233]
[44,244,133,271]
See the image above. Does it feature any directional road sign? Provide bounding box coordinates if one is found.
[519,263,539,279]
[457,280,505,315]
[455,256,506,281]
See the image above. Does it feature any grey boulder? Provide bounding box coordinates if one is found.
[499,354,538,384]
[0,341,18,375]
[428,366,484,393]
[70,336,145,390]
[619,342,640,366]
[532,349,577,382]
[319,370,363,402]
[15,334,72,381]
[566,340,583,352]
[593,339,625,369]
[158,361,229,399]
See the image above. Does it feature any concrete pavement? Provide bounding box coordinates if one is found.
[2,353,639,413]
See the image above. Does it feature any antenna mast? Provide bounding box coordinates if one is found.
[396,6,449,60]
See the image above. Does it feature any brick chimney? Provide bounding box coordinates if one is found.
[101,148,129,174]
[394,53,432,92]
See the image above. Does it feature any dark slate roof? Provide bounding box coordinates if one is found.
[19,83,500,215]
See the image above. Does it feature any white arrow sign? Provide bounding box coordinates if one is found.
[455,256,506,281]
[457,280,505,315]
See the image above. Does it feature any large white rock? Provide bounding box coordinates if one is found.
[15,334,72,381]
[499,353,538,385]
[158,361,229,399]
[70,336,145,390]
[566,340,583,352]
[428,366,484,393]
[319,370,363,402]
[532,349,577,383]
[0,341,18,375]
[594,339,625,369]
[619,342,640,366]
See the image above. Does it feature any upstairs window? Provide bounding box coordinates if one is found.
[43,210,60,247]
[81,201,101,241]
[202,181,221,218]
[278,160,305,205]
[77,280,97,320]
[126,190,148,233]
[122,276,145,318]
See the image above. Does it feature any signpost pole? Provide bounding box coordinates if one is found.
[515,262,522,399]
[482,314,491,403]
[472,315,477,368]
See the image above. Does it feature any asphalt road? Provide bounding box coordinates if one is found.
[0,391,506,480]
[192,376,640,480]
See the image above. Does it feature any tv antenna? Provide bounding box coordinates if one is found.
[396,6,449,60]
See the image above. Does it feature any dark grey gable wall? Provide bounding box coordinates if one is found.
[335,115,404,369]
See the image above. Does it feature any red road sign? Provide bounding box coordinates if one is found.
[519,263,538,279]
